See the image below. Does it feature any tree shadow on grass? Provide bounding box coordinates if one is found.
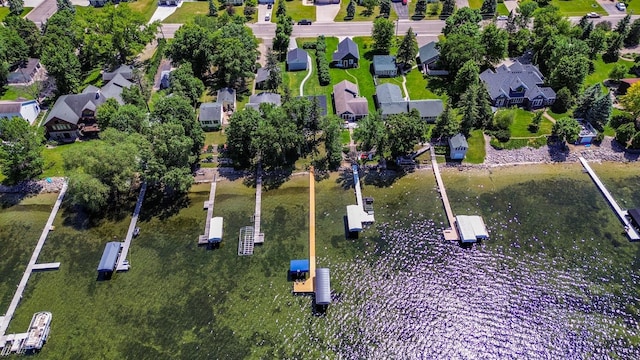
[138,188,191,222]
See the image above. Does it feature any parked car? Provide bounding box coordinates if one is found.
[402,0,407,4]
[265,13,270,21]
[298,19,312,25]
[616,2,626,11]
[496,15,508,20]
[267,3,272,9]
[586,12,601,18]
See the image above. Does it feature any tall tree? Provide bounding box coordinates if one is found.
[322,115,343,170]
[586,28,608,59]
[432,104,459,139]
[0,117,45,183]
[441,0,455,17]
[379,0,391,18]
[475,83,493,129]
[548,55,589,95]
[226,108,262,167]
[209,0,218,17]
[551,87,573,114]
[3,16,41,58]
[168,23,215,79]
[8,0,23,16]
[452,60,480,99]
[0,26,28,67]
[574,84,601,119]
[437,33,484,76]
[56,0,75,12]
[615,123,636,146]
[604,32,624,62]
[481,23,508,65]
[212,23,259,88]
[396,28,418,70]
[620,82,640,118]
[552,117,581,145]
[443,7,481,36]
[516,0,537,28]
[586,93,612,129]
[615,14,632,36]
[347,0,356,18]
[625,19,640,47]
[276,0,287,18]
[385,112,425,158]
[353,112,385,152]
[169,63,205,106]
[372,17,395,53]
[151,95,204,160]
[508,28,531,57]
[41,40,81,95]
[414,0,426,17]
[96,98,121,131]
[264,48,282,92]
[505,10,517,34]
[480,0,496,18]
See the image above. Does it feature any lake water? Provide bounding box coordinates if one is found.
[1,163,639,359]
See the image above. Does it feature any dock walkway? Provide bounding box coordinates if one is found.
[253,164,264,244]
[198,180,218,245]
[293,167,316,293]
[0,181,67,340]
[430,147,460,241]
[116,182,147,271]
[579,157,640,240]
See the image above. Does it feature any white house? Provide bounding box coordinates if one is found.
[0,100,41,125]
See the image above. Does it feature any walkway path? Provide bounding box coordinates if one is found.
[198,179,218,245]
[300,54,313,96]
[293,167,316,293]
[0,181,67,339]
[503,0,519,13]
[579,157,640,240]
[429,147,460,241]
[253,163,265,244]
[116,182,147,271]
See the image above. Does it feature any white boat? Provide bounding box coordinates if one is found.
[23,312,52,351]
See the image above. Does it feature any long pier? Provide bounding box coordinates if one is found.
[293,167,316,293]
[430,147,460,241]
[198,179,217,245]
[579,157,640,240]
[253,164,264,244]
[116,182,147,271]
[0,181,67,340]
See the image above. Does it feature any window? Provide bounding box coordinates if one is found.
[64,133,71,139]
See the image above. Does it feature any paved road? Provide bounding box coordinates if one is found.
[25,0,57,28]
[392,2,409,20]
[599,0,621,15]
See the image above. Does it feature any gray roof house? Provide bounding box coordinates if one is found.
[0,100,41,125]
[479,61,556,110]
[246,92,282,111]
[102,64,134,82]
[333,80,368,121]
[287,48,308,71]
[448,133,468,160]
[332,38,359,69]
[43,76,133,142]
[417,41,448,76]
[255,67,271,90]
[199,103,223,130]
[373,55,397,77]
[217,87,236,111]
[7,58,44,85]
[375,83,443,122]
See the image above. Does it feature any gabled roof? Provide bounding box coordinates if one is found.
[333,80,368,117]
[408,100,443,118]
[479,61,556,101]
[217,87,236,103]
[44,92,106,126]
[102,64,134,81]
[375,83,443,119]
[0,101,24,114]
[256,67,270,83]
[246,92,282,110]
[287,48,308,65]
[376,83,404,104]
[373,55,396,72]
[418,42,439,64]
[448,133,468,148]
[7,58,41,84]
[99,73,133,104]
[333,38,359,62]
[199,102,223,122]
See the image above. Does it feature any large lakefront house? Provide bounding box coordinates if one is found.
[480,61,556,110]
[333,80,368,121]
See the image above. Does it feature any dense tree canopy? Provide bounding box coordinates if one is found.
[169,64,205,105]
[0,117,45,183]
[552,117,581,145]
[372,17,395,53]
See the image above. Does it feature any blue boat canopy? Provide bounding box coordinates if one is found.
[289,259,310,273]
[97,242,122,272]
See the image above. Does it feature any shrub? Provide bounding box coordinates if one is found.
[302,42,317,50]
[493,129,511,142]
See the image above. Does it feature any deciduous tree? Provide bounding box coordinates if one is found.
[438,33,484,76]
[56,0,75,12]
[372,17,395,54]
[620,81,640,117]
[452,60,479,99]
[443,7,481,36]
[552,117,581,145]
[353,111,385,152]
[551,87,573,114]
[151,95,204,160]
[41,41,81,95]
[3,16,41,58]
[548,55,589,95]
[0,117,45,183]
[481,23,508,65]
[169,63,205,105]
[168,23,215,79]
[385,111,425,157]
[516,0,537,28]
[615,122,636,146]
[322,115,343,170]
[362,0,379,16]
[609,63,628,82]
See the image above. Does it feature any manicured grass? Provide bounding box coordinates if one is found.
[404,69,448,101]
[335,1,397,22]
[282,62,309,97]
[340,129,351,145]
[127,0,159,23]
[504,109,553,137]
[627,1,640,13]
[468,0,482,8]
[497,3,509,16]
[204,130,227,146]
[281,0,316,22]
[0,7,33,21]
[162,2,209,23]
[464,129,486,164]
[549,0,606,16]
[585,56,634,88]
[41,141,97,179]
[0,85,34,101]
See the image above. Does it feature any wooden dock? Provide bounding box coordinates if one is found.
[198,180,217,245]
[253,163,264,244]
[579,157,640,241]
[116,182,147,271]
[430,147,460,241]
[0,181,67,340]
[293,167,316,293]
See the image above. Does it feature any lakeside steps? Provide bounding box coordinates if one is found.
[579,157,640,241]
[0,182,68,355]
[429,146,489,243]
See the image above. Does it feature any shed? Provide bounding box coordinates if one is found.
[315,268,331,305]
[287,48,308,71]
[448,133,468,160]
[97,242,122,273]
[208,217,223,243]
[373,55,397,77]
[628,208,640,228]
[346,205,363,232]
[289,259,310,274]
[577,120,597,145]
[455,215,489,243]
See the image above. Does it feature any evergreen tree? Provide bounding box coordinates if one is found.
[441,0,455,17]
[624,19,640,47]
[453,60,479,99]
[505,10,517,34]
[56,0,75,13]
[276,0,287,18]
[347,0,356,18]
[475,83,493,129]
[609,63,628,82]
[551,87,573,114]
[432,105,459,139]
[8,0,23,16]
[380,0,391,18]
[585,92,612,128]
[396,28,418,70]
[615,122,636,146]
[480,0,497,18]
[415,0,427,16]
[604,32,624,62]
[459,85,479,135]
[574,84,601,119]
[209,0,218,17]
[615,14,631,36]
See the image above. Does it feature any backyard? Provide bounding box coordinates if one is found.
[464,129,486,164]
[548,0,606,16]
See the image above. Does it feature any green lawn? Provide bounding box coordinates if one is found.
[204,130,227,146]
[626,1,640,13]
[497,3,509,16]
[282,62,309,97]
[335,1,398,22]
[404,70,448,101]
[41,141,97,179]
[340,129,351,145]
[0,7,33,21]
[162,2,210,23]
[549,0,606,16]
[585,56,634,89]
[468,0,482,8]
[281,0,316,22]
[502,108,553,138]
[128,0,159,22]
[0,85,34,101]
[464,129,485,164]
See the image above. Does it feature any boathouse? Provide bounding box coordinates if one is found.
[208,217,224,243]
[315,268,331,306]
[97,242,122,274]
[455,215,489,243]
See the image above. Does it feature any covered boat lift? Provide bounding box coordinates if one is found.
[97,242,122,274]
[315,268,331,306]
[455,215,489,243]
[208,217,224,243]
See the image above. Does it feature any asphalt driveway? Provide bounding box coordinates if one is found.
[392,1,409,20]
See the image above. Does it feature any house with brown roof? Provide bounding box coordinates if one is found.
[332,80,368,121]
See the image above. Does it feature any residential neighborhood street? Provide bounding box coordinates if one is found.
[25,0,56,28]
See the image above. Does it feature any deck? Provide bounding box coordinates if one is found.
[116,182,147,271]
[253,163,265,244]
[430,147,460,241]
[31,263,61,271]
[293,167,316,293]
[198,180,218,245]
[0,181,67,340]
[579,157,640,241]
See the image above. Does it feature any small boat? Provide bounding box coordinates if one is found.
[133,227,140,237]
